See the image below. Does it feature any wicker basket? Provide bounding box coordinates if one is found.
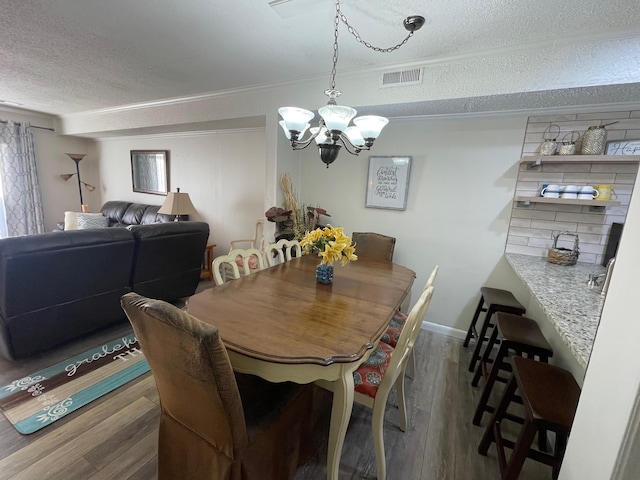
[547,232,580,265]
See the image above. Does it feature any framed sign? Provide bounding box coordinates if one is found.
[365,156,412,210]
[605,139,640,156]
[130,150,169,195]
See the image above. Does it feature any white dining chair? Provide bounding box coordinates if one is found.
[211,254,242,286]
[316,285,435,480]
[228,248,266,276]
[229,219,265,252]
[382,265,439,379]
[264,239,302,267]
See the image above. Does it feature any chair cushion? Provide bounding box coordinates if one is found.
[380,310,408,348]
[235,254,259,270]
[353,342,394,398]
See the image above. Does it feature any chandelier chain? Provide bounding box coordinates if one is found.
[336,1,415,53]
[330,7,340,92]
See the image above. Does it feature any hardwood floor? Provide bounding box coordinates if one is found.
[0,306,551,479]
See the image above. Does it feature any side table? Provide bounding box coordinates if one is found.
[200,243,216,281]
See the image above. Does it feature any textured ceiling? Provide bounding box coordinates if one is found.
[0,0,639,117]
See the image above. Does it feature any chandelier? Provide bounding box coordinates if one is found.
[278,0,424,167]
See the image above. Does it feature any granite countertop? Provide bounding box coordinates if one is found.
[505,253,606,369]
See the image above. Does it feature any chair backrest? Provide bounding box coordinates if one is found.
[228,248,266,276]
[212,254,242,285]
[229,219,265,252]
[264,239,302,267]
[425,265,439,290]
[120,292,249,473]
[382,286,434,391]
[352,232,396,262]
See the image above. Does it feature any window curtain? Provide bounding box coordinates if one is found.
[0,120,45,237]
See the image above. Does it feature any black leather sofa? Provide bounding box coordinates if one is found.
[0,218,209,360]
[100,200,176,227]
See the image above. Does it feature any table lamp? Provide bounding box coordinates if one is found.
[158,188,197,221]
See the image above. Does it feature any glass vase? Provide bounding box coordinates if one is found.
[316,263,334,284]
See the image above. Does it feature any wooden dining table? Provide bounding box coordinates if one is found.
[185,254,415,480]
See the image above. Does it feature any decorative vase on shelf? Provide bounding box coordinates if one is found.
[316,263,334,284]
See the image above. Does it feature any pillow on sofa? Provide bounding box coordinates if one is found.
[64,211,80,230]
[77,213,109,229]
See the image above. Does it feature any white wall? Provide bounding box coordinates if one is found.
[96,129,265,256]
[297,114,527,331]
[560,167,640,479]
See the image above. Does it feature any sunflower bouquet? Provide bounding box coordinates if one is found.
[300,226,358,266]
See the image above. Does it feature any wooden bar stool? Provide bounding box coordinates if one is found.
[472,312,553,426]
[478,356,581,480]
[464,287,526,373]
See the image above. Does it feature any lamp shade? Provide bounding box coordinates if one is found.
[353,115,389,139]
[158,188,197,217]
[310,126,332,145]
[278,107,315,133]
[280,120,309,140]
[318,105,357,132]
[344,126,366,147]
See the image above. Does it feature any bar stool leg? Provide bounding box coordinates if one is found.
[478,374,518,456]
[472,323,500,386]
[552,433,568,480]
[503,418,538,480]
[463,295,485,348]
[472,340,508,424]
[468,306,496,373]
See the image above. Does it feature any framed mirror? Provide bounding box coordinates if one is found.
[130,150,169,195]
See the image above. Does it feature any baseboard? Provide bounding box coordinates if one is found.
[420,320,467,340]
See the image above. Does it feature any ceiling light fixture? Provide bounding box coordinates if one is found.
[278,0,424,168]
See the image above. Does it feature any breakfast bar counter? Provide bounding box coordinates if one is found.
[505,253,606,370]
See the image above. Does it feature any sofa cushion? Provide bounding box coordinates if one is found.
[127,221,209,302]
[122,203,150,226]
[101,201,133,226]
[141,205,174,224]
[0,228,136,359]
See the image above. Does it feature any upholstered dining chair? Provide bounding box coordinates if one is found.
[351,232,396,262]
[121,292,319,480]
[316,285,435,480]
[382,265,439,379]
[264,239,302,267]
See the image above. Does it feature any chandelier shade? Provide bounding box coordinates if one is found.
[311,126,332,145]
[353,116,389,140]
[344,126,365,147]
[278,0,424,167]
[278,107,314,137]
[318,105,357,132]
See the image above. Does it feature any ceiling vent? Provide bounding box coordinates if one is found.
[380,68,423,88]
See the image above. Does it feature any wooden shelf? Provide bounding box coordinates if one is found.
[521,154,640,168]
[514,196,621,208]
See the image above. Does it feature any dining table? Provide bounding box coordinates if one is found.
[185,253,416,480]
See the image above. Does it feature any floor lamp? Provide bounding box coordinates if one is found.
[61,153,95,211]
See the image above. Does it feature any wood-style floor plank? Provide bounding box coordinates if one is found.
[1,314,558,480]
